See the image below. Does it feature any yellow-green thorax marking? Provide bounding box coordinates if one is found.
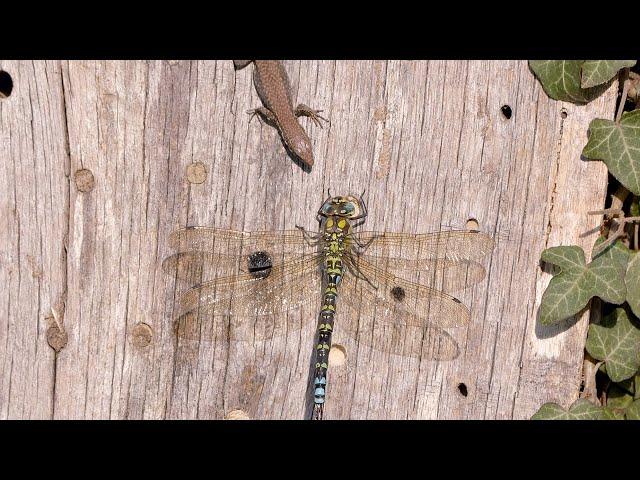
[312,194,367,420]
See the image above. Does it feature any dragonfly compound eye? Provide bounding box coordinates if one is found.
[391,286,406,302]
[248,251,273,279]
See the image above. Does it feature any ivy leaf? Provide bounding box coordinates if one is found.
[531,403,568,419]
[581,60,636,88]
[630,197,640,217]
[616,373,638,398]
[539,243,626,325]
[626,400,640,420]
[598,239,640,318]
[531,399,603,420]
[607,383,635,410]
[602,407,626,420]
[594,236,631,271]
[529,60,609,104]
[586,308,640,382]
[625,250,640,317]
[582,110,640,195]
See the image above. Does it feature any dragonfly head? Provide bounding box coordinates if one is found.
[319,194,366,219]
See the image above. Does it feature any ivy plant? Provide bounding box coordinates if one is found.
[529,59,640,420]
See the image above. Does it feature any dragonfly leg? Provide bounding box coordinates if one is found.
[349,192,369,228]
[345,259,378,291]
[352,233,382,252]
[295,225,321,246]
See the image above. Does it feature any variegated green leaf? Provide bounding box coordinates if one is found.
[625,250,640,317]
[531,399,603,420]
[582,110,640,195]
[601,370,640,399]
[586,308,640,382]
[607,384,635,410]
[531,402,568,419]
[626,399,640,419]
[591,237,630,269]
[581,60,636,88]
[539,242,626,325]
[602,406,626,420]
[631,197,640,217]
[529,60,609,104]
[591,238,630,295]
[616,373,638,398]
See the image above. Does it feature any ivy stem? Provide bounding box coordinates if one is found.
[580,346,602,404]
[629,71,640,108]
[615,68,630,124]
[588,186,636,257]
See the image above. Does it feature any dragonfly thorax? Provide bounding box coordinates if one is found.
[321,216,352,254]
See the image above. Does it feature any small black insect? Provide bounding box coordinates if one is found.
[391,286,406,302]
[248,251,273,279]
[501,104,512,119]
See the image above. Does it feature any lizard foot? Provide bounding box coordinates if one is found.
[295,104,329,128]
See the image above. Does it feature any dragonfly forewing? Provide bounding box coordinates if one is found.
[350,229,494,264]
[168,227,319,256]
[178,253,323,317]
[164,227,321,284]
[354,255,487,292]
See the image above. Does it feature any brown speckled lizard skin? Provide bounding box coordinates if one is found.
[234,60,327,169]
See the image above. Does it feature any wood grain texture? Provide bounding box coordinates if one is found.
[0,60,616,419]
[0,61,68,419]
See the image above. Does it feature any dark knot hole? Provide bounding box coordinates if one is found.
[457,383,468,397]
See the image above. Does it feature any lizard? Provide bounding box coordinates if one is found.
[233,60,328,169]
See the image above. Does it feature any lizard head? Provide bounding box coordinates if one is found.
[290,135,314,167]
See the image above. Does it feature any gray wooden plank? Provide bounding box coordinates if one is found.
[0,60,68,419]
[1,60,616,419]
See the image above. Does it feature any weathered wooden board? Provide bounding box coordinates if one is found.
[0,61,68,419]
[0,60,615,419]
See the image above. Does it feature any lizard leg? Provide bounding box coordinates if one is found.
[247,107,278,128]
[295,104,329,128]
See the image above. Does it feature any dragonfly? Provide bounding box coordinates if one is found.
[162,194,495,420]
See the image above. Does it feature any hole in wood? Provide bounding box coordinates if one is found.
[0,71,13,99]
[500,104,512,119]
[328,344,347,367]
[457,383,468,397]
[225,409,250,420]
[466,218,479,231]
[560,108,568,119]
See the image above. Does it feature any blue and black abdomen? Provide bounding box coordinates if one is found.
[311,216,351,418]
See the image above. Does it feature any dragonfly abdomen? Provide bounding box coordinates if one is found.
[312,217,349,419]
[313,279,339,417]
